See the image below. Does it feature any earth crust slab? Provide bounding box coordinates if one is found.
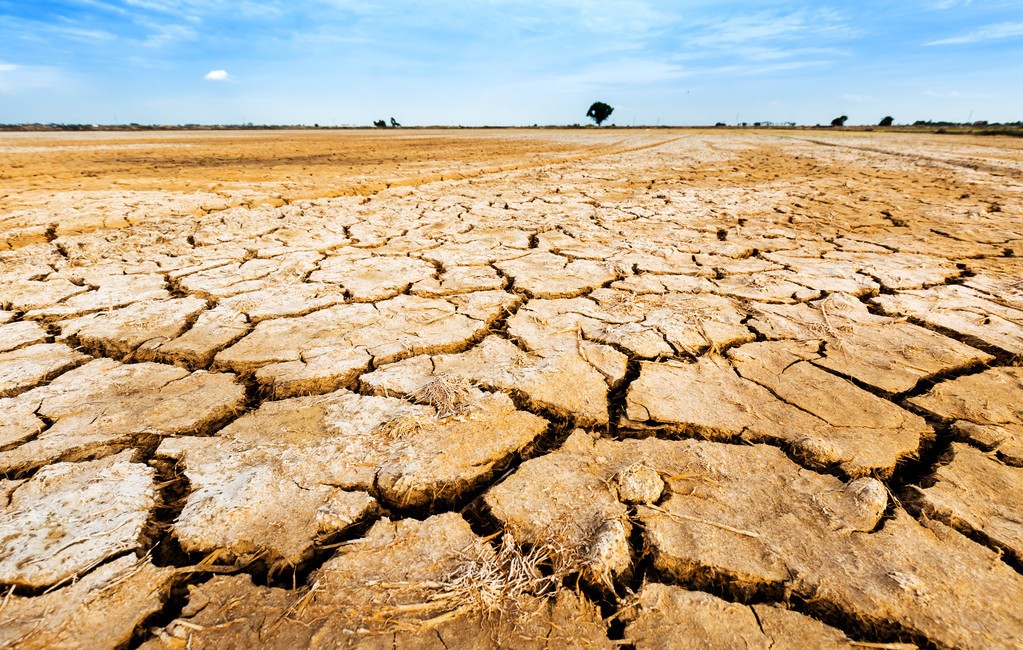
[1,128,1022,649]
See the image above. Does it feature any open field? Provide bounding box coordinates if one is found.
[1,128,1023,649]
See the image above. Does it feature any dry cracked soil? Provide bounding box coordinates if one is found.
[1,127,1023,649]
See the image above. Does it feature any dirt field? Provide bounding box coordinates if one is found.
[1,128,1022,649]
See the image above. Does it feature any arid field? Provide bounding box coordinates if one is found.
[2,128,1023,649]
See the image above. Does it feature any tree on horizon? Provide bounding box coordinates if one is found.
[587,101,614,126]
[879,116,894,127]
[831,115,849,127]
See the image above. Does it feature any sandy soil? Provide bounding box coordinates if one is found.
[1,128,1022,649]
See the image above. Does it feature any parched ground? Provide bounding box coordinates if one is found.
[1,128,1022,649]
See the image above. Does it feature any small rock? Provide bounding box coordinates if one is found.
[615,463,664,504]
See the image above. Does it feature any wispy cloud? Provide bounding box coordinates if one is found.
[50,25,117,42]
[0,61,67,94]
[739,46,848,62]
[554,58,692,90]
[929,0,973,9]
[925,20,1023,45]
[688,9,853,47]
[204,69,234,81]
[925,89,962,97]
[139,22,197,46]
[700,59,833,77]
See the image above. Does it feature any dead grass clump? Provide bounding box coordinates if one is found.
[599,290,644,315]
[409,374,477,417]
[373,411,434,440]
[434,534,557,621]
[371,531,581,633]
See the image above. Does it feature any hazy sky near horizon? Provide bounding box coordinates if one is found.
[2,1,1021,126]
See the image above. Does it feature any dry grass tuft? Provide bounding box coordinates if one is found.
[370,531,582,633]
[373,411,434,439]
[598,289,646,315]
[410,374,477,418]
[429,529,583,621]
[433,534,557,621]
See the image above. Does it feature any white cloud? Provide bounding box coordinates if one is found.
[0,61,67,94]
[925,21,1023,45]
[204,69,233,81]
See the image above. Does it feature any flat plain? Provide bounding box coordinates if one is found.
[1,128,1022,649]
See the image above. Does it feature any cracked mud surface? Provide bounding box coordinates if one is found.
[1,128,1022,649]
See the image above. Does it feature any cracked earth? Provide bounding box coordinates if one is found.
[1,128,1022,649]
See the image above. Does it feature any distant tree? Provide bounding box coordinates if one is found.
[390,117,401,127]
[373,119,387,128]
[715,122,726,127]
[586,101,614,126]
[831,115,848,127]
[879,116,894,127]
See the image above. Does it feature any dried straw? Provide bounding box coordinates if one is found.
[409,374,477,418]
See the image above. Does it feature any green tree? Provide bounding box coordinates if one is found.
[831,115,848,127]
[586,101,614,126]
[878,116,894,127]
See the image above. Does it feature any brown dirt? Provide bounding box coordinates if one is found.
[1,128,1022,649]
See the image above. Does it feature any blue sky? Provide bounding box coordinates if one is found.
[1,1,1021,125]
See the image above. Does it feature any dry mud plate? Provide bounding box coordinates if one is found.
[1,128,1022,649]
